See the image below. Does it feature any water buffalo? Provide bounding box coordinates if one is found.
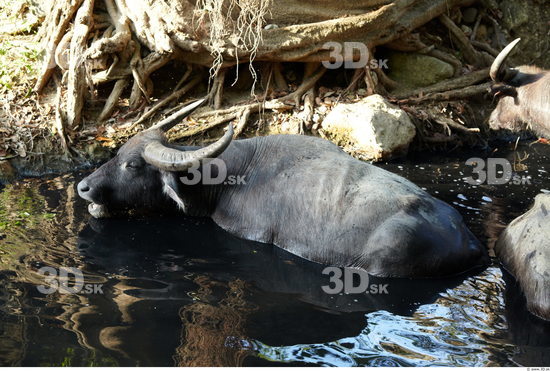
[495,193,550,321]
[488,38,550,137]
[78,99,488,278]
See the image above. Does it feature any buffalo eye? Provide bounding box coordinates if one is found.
[125,159,145,170]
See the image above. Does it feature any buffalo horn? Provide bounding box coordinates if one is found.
[143,124,234,171]
[490,38,521,82]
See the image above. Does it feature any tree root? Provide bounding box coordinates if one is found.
[346,69,364,92]
[394,68,489,99]
[364,67,378,96]
[427,49,463,77]
[233,108,252,138]
[98,78,129,122]
[129,41,151,108]
[91,49,165,85]
[66,0,95,129]
[85,0,131,60]
[176,0,477,66]
[287,64,326,104]
[302,87,316,130]
[470,11,483,42]
[54,30,73,71]
[272,63,288,91]
[129,76,202,129]
[471,40,498,57]
[374,68,398,91]
[33,0,500,153]
[485,14,508,49]
[34,0,83,93]
[128,47,174,109]
[403,105,477,146]
[208,68,227,109]
[439,14,485,67]
[172,66,326,140]
[427,110,480,135]
[53,75,70,153]
[397,82,491,104]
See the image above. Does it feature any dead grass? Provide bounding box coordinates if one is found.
[0,0,54,160]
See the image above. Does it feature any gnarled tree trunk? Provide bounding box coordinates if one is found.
[35,0,487,147]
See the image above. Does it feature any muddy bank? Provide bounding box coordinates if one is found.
[0,139,112,183]
[0,124,538,184]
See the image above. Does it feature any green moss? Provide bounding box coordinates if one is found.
[0,182,58,270]
[387,51,454,89]
[0,183,53,232]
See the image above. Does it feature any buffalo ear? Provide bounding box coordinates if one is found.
[161,171,187,212]
[490,84,518,99]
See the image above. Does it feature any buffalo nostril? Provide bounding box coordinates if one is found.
[78,182,90,193]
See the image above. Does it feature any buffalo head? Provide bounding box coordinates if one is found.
[488,38,550,137]
[77,99,234,218]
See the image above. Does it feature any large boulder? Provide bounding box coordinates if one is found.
[387,51,454,88]
[321,94,416,161]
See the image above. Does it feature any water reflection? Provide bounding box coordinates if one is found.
[0,141,549,366]
[75,214,475,366]
[251,268,513,366]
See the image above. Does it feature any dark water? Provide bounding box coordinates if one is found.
[1,141,550,366]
